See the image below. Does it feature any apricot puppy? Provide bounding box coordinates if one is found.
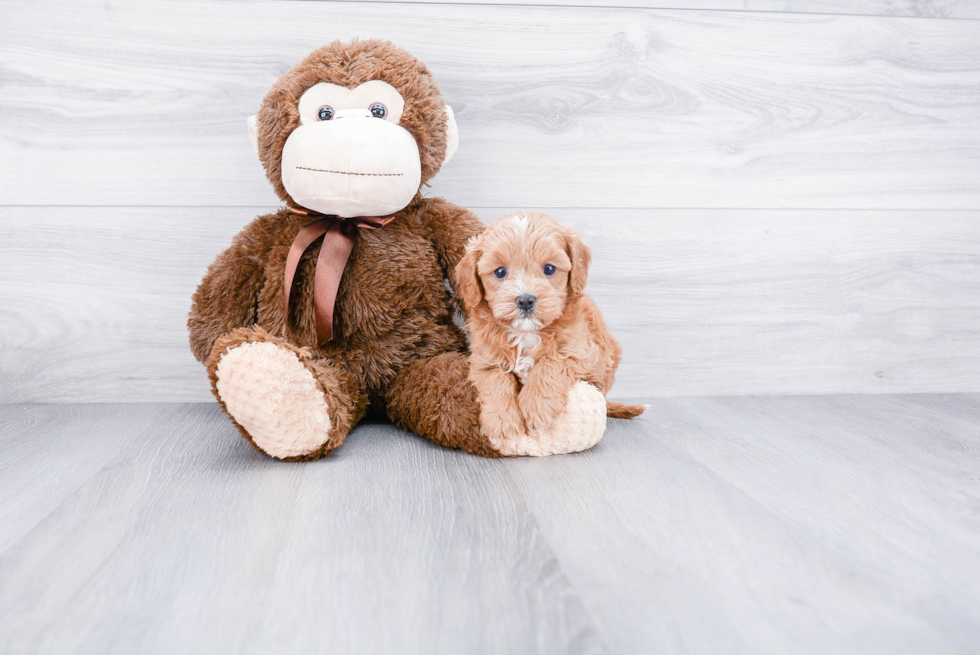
[456,212,645,445]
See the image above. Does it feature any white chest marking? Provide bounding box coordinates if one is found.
[507,329,541,381]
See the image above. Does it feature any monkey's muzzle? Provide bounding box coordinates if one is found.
[281,117,422,218]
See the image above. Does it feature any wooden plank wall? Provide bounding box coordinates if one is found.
[1,0,979,402]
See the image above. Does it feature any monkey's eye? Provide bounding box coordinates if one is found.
[317,106,334,121]
[369,103,387,119]
[543,264,556,276]
[493,267,507,279]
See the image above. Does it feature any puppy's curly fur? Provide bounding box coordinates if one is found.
[456,212,645,442]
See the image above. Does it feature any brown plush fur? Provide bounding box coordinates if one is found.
[188,40,496,458]
[456,212,645,441]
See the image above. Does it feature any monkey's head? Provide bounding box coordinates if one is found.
[248,39,459,218]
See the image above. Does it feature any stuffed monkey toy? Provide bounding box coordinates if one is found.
[188,39,607,460]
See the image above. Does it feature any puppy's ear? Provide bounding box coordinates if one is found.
[563,226,591,296]
[454,235,485,309]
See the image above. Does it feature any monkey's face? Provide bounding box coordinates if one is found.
[279,81,421,218]
[249,40,459,219]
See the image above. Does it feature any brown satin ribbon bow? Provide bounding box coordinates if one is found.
[284,207,395,345]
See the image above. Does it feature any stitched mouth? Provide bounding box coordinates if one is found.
[296,167,404,177]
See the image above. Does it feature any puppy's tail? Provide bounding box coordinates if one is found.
[606,401,647,419]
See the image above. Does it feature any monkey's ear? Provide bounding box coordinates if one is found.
[442,105,459,167]
[563,226,592,297]
[247,115,259,156]
[454,236,484,310]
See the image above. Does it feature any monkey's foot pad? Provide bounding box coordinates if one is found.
[215,341,332,459]
[492,381,606,457]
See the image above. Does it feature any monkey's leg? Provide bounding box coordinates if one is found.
[206,327,367,461]
[385,352,503,457]
[386,353,608,457]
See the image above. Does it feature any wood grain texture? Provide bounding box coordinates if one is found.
[0,404,602,654]
[2,0,979,209]
[281,0,980,20]
[2,205,979,402]
[503,393,980,653]
[1,396,978,653]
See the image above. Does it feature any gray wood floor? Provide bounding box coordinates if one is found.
[2,395,978,654]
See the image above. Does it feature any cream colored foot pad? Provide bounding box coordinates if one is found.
[215,341,332,459]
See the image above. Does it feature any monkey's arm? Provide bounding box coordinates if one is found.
[187,230,266,364]
[418,197,485,303]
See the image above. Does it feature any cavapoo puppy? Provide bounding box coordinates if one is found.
[456,211,645,448]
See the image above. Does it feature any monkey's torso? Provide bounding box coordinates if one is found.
[243,198,470,398]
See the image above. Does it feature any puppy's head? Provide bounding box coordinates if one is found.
[456,212,591,331]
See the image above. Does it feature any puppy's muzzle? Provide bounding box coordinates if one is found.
[516,294,536,314]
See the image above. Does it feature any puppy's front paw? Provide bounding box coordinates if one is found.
[479,402,526,446]
[518,386,567,432]
[496,382,607,457]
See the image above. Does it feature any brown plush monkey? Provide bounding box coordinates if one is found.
[188,40,607,460]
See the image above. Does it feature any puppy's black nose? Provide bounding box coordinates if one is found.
[516,294,536,312]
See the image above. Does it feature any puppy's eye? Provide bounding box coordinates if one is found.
[369,103,387,119]
[317,106,334,121]
[493,267,507,279]
[543,264,556,276]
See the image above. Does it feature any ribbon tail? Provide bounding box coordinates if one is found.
[283,219,331,338]
[313,224,357,344]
